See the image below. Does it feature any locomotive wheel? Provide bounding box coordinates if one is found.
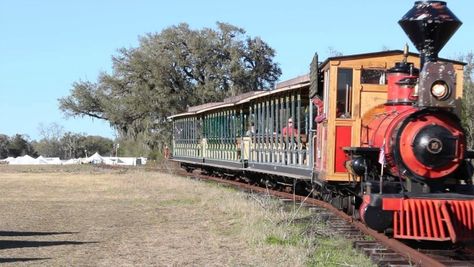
[343,196,359,217]
[311,184,323,199]
[341,196,351,214]
[321,184,335,203]
[330,195,350,212]
[329,196,341,209]
[327,194,358,216]
[322,190,332,203]
[294,182,309,195]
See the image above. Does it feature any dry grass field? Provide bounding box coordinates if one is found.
[0,165,373,266]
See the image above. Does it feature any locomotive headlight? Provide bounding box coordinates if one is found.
[431,81,450,100]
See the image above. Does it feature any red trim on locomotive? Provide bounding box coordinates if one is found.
[386,72,417,103]
[384,197,474,243]
[335,126,351,173]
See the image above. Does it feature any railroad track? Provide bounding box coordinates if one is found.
[174,168,474,267]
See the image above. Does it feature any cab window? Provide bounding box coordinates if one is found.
[336,68,353,118]
[361,69,386,85]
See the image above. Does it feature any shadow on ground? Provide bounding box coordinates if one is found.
[0,231,78,237]
[0,230,98,263]
[0,257,51,263]
[0,240,97,250]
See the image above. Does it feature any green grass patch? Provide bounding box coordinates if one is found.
[265,234,300,246]
[241,193,375,267]
[307,237,375,267]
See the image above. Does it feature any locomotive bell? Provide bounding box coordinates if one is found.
[399,1,462,67]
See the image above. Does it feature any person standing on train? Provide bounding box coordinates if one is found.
[282,117,298,136]
[246,122,256,136]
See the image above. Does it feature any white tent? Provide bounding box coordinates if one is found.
[35,156,62,165]
[118,157,139,165]
[101,156,147,166]
[106,157,135,166]
[83,152,104,164]
[0,157,15,164]
[3,153,147,166]
[36,156,49,164]
[62,158,82,165]
[44,157,61,164]
[9,155,37,165]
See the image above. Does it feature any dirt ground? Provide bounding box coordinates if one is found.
[0,165,308,266]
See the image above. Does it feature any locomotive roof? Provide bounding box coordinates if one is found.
[320,50,465,68]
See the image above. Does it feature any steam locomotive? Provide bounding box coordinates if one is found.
[169,1,474,243]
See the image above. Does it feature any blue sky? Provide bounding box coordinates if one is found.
[0,0,472,140]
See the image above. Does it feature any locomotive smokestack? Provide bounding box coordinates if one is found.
[399,1,462,68]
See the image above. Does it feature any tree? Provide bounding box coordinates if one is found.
[33,123,65,157]
[60,132,86,159]
[8,134,36,157]
[32,139,62,158]
[37,122,64,141]
[327,47,343,57]
[32,131,113,159]
[59,22,281,151]
[460,52,474,149]
[82,135,113,157]
[0,134,9,159]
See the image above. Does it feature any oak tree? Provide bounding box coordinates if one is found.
[59,22,281,150]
